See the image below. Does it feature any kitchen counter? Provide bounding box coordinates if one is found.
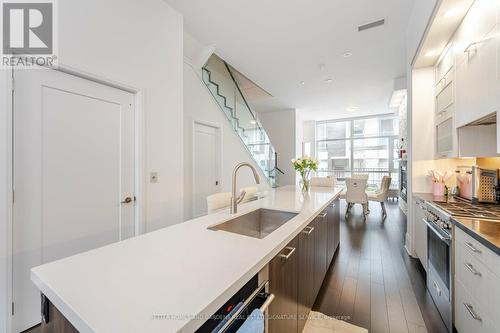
[452,217,500,255]
[31,185,342,333]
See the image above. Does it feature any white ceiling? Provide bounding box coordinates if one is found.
[165,0,415,120]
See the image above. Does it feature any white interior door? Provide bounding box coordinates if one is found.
[12,68,135,332]
[193,122,220,217]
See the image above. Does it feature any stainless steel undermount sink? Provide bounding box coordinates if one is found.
[208,208,298,239]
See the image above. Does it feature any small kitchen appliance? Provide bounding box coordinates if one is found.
[455,166,499,203]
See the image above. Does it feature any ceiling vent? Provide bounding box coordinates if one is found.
[358,19,385,32]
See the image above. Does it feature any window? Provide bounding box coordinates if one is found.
[315,115,400,188]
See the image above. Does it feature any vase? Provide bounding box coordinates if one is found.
[300,173,310,192]
[432,182,445,196]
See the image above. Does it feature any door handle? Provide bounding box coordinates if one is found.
[464,263,482,276]
[301,226,314,235]
[464,303,482,321]
[121,197,133,204]
[318,212,327,218]
[464,242,481,253]
[278,246,296,260]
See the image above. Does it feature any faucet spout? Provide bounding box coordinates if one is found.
[231,162,260,214]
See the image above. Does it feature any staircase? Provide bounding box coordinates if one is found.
[201,55,283,187]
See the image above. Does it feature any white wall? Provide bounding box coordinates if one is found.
[57,0,184,232]
[405,0,438,256]
[412,67,435,163]
[0,70,10,333]
[2,1,183,330]
[259,110,297,186]
[183,62,269,220]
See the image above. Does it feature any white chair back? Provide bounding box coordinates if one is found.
[206,192,232,213]
[379,176,392,200]
[345,178,368,204]
[310,177,336,188]
[381,176,391,191]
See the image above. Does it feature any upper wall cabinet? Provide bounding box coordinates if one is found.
[454,0,499,128]
[434,45,458,159]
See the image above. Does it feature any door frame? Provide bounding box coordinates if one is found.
[191,119,222,218]
[3,63,145,332]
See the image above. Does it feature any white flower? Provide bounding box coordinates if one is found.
[291,159,296,163]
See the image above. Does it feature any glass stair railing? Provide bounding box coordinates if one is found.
[201,55,283,187]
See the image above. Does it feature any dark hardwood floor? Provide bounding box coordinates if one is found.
[314,200,449,333]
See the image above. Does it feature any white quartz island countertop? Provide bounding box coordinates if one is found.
[31,185,342,333]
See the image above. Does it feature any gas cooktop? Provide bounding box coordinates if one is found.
[434,201,500,220]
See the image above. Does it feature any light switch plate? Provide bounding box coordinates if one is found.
[150,172,159,183]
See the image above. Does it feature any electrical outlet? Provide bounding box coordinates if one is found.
[150,172,159,183]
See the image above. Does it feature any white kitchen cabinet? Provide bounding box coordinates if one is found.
[434,65,457,158]
[454,228,500,332]
[454,0,499,128]
[436,81,453,114]
[436,116,456,158]
[436,44,454,85]
[413,199,427,271]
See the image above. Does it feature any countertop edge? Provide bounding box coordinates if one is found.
[451,218,500,256]
[31,271,96,333]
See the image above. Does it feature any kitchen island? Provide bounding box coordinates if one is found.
[31,185,342,333]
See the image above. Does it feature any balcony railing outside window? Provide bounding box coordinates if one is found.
[315,116,400,191]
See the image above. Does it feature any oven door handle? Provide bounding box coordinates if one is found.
[422,218,451,242]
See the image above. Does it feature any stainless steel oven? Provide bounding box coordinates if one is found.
[424,203,453,332]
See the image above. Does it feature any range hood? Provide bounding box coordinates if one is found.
[458,112,499,157]
[463,112,497,127]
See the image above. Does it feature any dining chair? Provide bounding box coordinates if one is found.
[368,176,392,219]
[345,177,368,220]
[206,192,232,213]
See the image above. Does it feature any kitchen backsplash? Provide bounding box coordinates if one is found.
[413,158,500,193]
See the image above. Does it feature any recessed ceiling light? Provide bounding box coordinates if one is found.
[299,81,305,85]
[424,50,438,57]
[250,120,257,125]
[325,78,333,84]
[343,51,353,58]
[347,106,359,112]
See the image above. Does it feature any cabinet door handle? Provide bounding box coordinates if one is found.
[464,263,482,276]
[301,226,314,235]
[464,303,482,321]
[464,42,477,54]
[318,212,327,218]
[278,246,296,260]
[464,242,482,253]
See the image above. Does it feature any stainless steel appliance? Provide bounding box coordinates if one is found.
[400,160,408,202]
[423,202,453,332]
[455,166,499,203]
[196,274,274,333]
[433,200,500,220]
